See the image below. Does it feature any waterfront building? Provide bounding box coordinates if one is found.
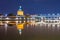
[0,5,60,26]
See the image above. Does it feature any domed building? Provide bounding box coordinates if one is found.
[17,6,24,16]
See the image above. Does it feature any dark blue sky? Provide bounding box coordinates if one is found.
[0,0,60,15]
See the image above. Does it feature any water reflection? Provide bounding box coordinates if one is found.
[17,23,24,35]
[0,21,60,40]
[1,21,60,34]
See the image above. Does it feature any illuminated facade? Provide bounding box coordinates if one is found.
[0,6,60,26]
[30,14,60,23]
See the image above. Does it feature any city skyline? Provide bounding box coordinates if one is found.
[0,0,60,40]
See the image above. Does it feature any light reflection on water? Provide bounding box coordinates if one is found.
[0,22,60,40]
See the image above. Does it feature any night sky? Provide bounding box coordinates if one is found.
[0,0,60,15]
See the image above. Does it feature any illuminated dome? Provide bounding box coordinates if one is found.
[17,6,24,16]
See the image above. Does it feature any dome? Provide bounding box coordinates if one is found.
[17,6,24,15]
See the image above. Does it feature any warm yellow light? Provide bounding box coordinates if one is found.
[0,21,3,25]
[17,23,24,30]
[17,10,24,15]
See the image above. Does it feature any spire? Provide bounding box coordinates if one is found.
[19,6,22,11]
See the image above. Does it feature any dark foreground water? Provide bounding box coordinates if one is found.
[0,24,60,40]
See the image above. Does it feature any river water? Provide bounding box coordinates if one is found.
[0,23,60,40]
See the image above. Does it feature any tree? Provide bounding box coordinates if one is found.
[7,13,15,16]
